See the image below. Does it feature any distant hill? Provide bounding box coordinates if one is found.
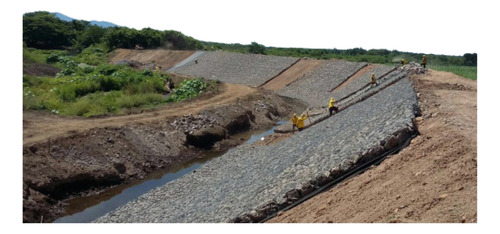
[54,12,119,28]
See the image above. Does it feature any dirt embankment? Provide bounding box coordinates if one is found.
[268,70,477,223]
[22,82,298,223]
[108,49,195,70]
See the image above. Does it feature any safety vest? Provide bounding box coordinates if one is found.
[297,115,308,128]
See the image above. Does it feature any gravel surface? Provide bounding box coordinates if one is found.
[331,64,396,101]
[169,51,299,87]
[95,77,419,223]
[276,60,367,107]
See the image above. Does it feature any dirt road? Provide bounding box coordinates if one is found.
[23,83,256,145]
[268,70,477,223]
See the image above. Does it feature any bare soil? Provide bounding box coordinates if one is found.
[23,83,255,145]
[268,69,477,223]
[23,47,477,224]
[22,81,298,223]
[108,49,195,70]
[261,58,323,91]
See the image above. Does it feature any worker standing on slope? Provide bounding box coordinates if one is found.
[328,97,338,116]
[290,113,298,132]
[422,55,427,68]
[296,113,308,131]
[370,73,377,86]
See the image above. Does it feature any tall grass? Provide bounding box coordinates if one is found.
[428,65,477,80]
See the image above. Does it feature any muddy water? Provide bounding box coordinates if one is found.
[53,121,286,223]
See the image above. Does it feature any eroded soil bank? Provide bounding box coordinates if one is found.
[22,86,303,223]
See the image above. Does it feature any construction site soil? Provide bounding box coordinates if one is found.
[268,70,477,223]
[23,82,304,223]
[22,49,476,224]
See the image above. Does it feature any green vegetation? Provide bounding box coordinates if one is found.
[22,11,213,117]
[22,11,477,117]
[203,41,474,66]
[23,47,211,117]
[166,78,209,102]
[429,65,477,80]
[248,42,266,55]
[23,11,203,52]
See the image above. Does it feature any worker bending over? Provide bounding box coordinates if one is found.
[296,113,308,131]
[328,97,338,116]
[290,113,298,132]
[401,58,407,65]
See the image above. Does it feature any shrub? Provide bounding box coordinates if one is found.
[74,80,100,97]
[169,78,207,102]
[46,53,62,63]
[97,64,118,76]
[98,76,125,91]
[142,69,153,76]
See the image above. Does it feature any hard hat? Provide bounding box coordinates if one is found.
[301,114,305,117]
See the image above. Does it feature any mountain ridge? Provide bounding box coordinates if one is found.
[54,12,118,28]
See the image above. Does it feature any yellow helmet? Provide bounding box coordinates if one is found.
[301,114,305,118]
[293,113,297,117]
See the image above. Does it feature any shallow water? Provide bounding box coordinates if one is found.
[53,121,285,223]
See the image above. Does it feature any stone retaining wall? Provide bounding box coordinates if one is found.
[168,51,299,87]
[95,77,420,223]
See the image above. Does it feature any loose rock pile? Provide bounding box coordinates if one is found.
[400,62,428,75]
[171,114,219,135]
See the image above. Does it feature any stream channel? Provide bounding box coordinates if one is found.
[54,121,286,223]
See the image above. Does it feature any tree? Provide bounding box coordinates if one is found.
[23,11,75,49]
[249,42,265,54]
[463,53,477,66]
[74,25,107,50]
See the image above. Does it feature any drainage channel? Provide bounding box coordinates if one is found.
[53,121,286,223]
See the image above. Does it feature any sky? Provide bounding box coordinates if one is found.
[12,0,496,56]
[2,0,500,232]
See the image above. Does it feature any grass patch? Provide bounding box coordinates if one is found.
[429,65,477,80]
[23,51,212,117]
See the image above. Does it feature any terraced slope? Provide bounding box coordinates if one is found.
[331,64,396,101]
[168,51,299,87]
[96,77,419,223]
[274,68,408,133]
[261,58,323,91]
[276,60,367,107]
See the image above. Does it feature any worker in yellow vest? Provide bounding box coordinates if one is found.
[296,113,308,131]
[422,55,427,68]
[371,73,376,86]
[328,97,338,116]
[290,113,298,132]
